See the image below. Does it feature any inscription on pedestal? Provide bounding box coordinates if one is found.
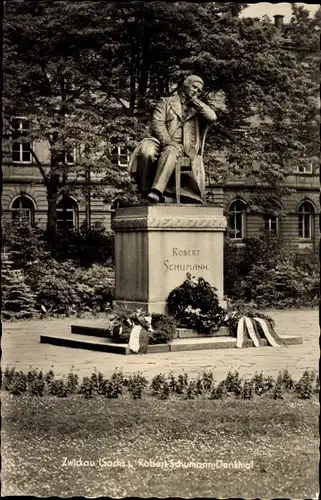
[113,205,226,313]
[164,247,210,274]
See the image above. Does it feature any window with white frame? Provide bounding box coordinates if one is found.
[11,118,32,163]
[12,196,35,224]
[296,161,313,174]
[57,196,78,230]
[296,165,313,174]
[65,148,76,165]
[57,148,77,165]
[116,146,130,168]
[264,213,278,234]
[298,201,314,239]
[228,200,246,240]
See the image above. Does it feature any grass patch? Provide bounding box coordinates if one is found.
[2,393,319,498]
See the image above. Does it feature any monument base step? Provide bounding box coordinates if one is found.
[40,327,302,355]
[70,324,230,339]
[176,326,230,339]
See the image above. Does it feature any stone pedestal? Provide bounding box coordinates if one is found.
[111,204,227,314]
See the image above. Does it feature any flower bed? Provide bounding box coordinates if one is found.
[2,366,318,400]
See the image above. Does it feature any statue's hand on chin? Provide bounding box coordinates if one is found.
[188,96,203,110]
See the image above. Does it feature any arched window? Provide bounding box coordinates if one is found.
[298,202,314,239]
[57,196,78,230]
[228,200,246,240]
[11,196,35,224]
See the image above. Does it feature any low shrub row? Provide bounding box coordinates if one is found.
[2,367,318,401]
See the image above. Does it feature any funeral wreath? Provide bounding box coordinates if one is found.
[167,273,226,334]
[107,306,176,345]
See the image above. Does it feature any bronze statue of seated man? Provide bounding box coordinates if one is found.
[128,75,217,204]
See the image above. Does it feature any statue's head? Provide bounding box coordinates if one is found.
[181,75,204,99]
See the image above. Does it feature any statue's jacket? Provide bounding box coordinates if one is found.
[129,93,217,200]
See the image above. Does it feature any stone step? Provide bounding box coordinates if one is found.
[71,325,111,337]
[40,332,302,355]
[41,334,170,354]
[71,324,230,339]
[176,326,230,339]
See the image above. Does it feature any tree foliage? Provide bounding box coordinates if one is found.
[3,0,136,231]
[3,1,320,223]
[284,5,320,163]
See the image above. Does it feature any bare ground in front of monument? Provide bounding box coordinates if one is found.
[2,393,318,498]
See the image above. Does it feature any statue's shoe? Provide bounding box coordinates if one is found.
[147,192,160,203]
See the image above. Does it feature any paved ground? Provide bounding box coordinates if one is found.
[2,309,319,381]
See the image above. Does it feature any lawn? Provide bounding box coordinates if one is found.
[1,393,319,498]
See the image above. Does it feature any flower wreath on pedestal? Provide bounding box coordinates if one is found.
[106,306,177,353]
[167,273,225,334]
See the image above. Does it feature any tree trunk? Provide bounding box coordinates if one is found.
[46,135,61,236]
[129,49,136,109]
[46,174,60,235]
[138,30,150,98]
[85,164,91,230]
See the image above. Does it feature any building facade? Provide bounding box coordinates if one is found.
[2,123,129,231]
[212,170,319,260]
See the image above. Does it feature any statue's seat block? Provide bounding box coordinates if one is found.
[112,204,227,314]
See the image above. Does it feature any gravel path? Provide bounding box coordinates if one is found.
[2,309,318,380]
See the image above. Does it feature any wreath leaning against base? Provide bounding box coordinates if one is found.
[167,273,226,335]
[107,307,177,350]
